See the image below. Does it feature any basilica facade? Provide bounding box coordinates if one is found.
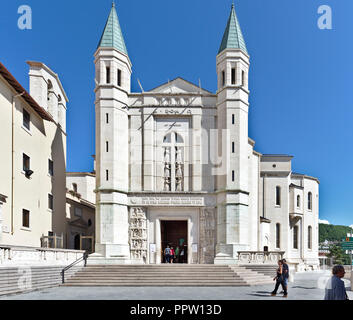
[91,4,319,270]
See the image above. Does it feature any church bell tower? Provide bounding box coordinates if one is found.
[92,3,132,263]
[215,3,251,264]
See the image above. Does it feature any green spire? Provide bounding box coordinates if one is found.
[218,3,247,54]
[98,3,128,55]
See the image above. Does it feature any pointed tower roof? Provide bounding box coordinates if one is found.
[218,4,247,54]
[97,2,128,55]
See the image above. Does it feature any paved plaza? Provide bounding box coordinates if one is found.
[1,271,352,300]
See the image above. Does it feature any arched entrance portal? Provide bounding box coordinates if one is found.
[161,220,188,263]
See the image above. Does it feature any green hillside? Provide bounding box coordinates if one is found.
[319,224,352,243]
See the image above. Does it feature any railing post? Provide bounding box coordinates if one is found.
[61,270,65,284]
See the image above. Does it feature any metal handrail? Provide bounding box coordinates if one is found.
[61,251,88,284]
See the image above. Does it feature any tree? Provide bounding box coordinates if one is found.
[327,244,351,265]
[319,224,352,243]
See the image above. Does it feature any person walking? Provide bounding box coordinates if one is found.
[324,265,349,300]
[164,245,171,263]
[170,247,175,263]
[271,260,288,298]
[281,259,289,294]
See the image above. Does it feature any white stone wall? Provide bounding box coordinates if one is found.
[0,245,85,267]
[258,155,319,269]
[66,173,95,204]
[27,62,68,132]
[0,71,67,248]
[248,148,260,251]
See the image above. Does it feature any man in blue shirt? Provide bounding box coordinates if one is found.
[324,265,349,300]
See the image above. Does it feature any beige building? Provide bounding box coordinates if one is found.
[0,61,67,248]
[66,172,96,251]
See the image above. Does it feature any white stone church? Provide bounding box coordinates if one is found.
[91,3,320,270]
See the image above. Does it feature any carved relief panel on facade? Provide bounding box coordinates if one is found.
[129,207,147,261]
[199,208,216,264]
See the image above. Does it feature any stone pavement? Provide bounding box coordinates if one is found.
[0,271,351,300]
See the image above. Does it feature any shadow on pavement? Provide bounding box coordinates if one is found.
[247,291,274,298]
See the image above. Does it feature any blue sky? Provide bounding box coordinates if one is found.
[0,0,352,226]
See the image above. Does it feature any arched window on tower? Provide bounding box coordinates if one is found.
[276,223,281,249]
[106,66,111,84]
[275,186,281,206]
[308,192,313,211]
[117,69,122,87]
[162,132,184,192]
[308,226,312,249]
[221,70,225,87]
[293,225,298,249]
[231,67,236,85]
[297,195,301,208]
[242,70,245,87]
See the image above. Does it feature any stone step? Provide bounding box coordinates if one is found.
[0,267,81,274]
[64,280,248,284]
[0,270,78,283]
[0,275,63,285]
[72,273,240,278]
[63,282,250,287]
[0,266,82,296]
[69,277,241,282]
[0,280,61,292]
[73,269,234,275]
[0,266,81,272]
[83,266,232,269]
[0,284,59,296]
[0,271,78,285]
[65,279,246,284]
[83,267,232,270]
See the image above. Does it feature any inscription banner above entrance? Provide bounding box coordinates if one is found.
[129,196,205,206]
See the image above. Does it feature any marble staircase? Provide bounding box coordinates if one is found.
[62,264,274,287]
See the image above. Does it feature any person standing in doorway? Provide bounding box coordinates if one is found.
[164,245,171,263]
[271,260,288,298]
[170,247,175,263]
[180,247,185,263]
[324,265,349,300]
[175,246,180,263]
